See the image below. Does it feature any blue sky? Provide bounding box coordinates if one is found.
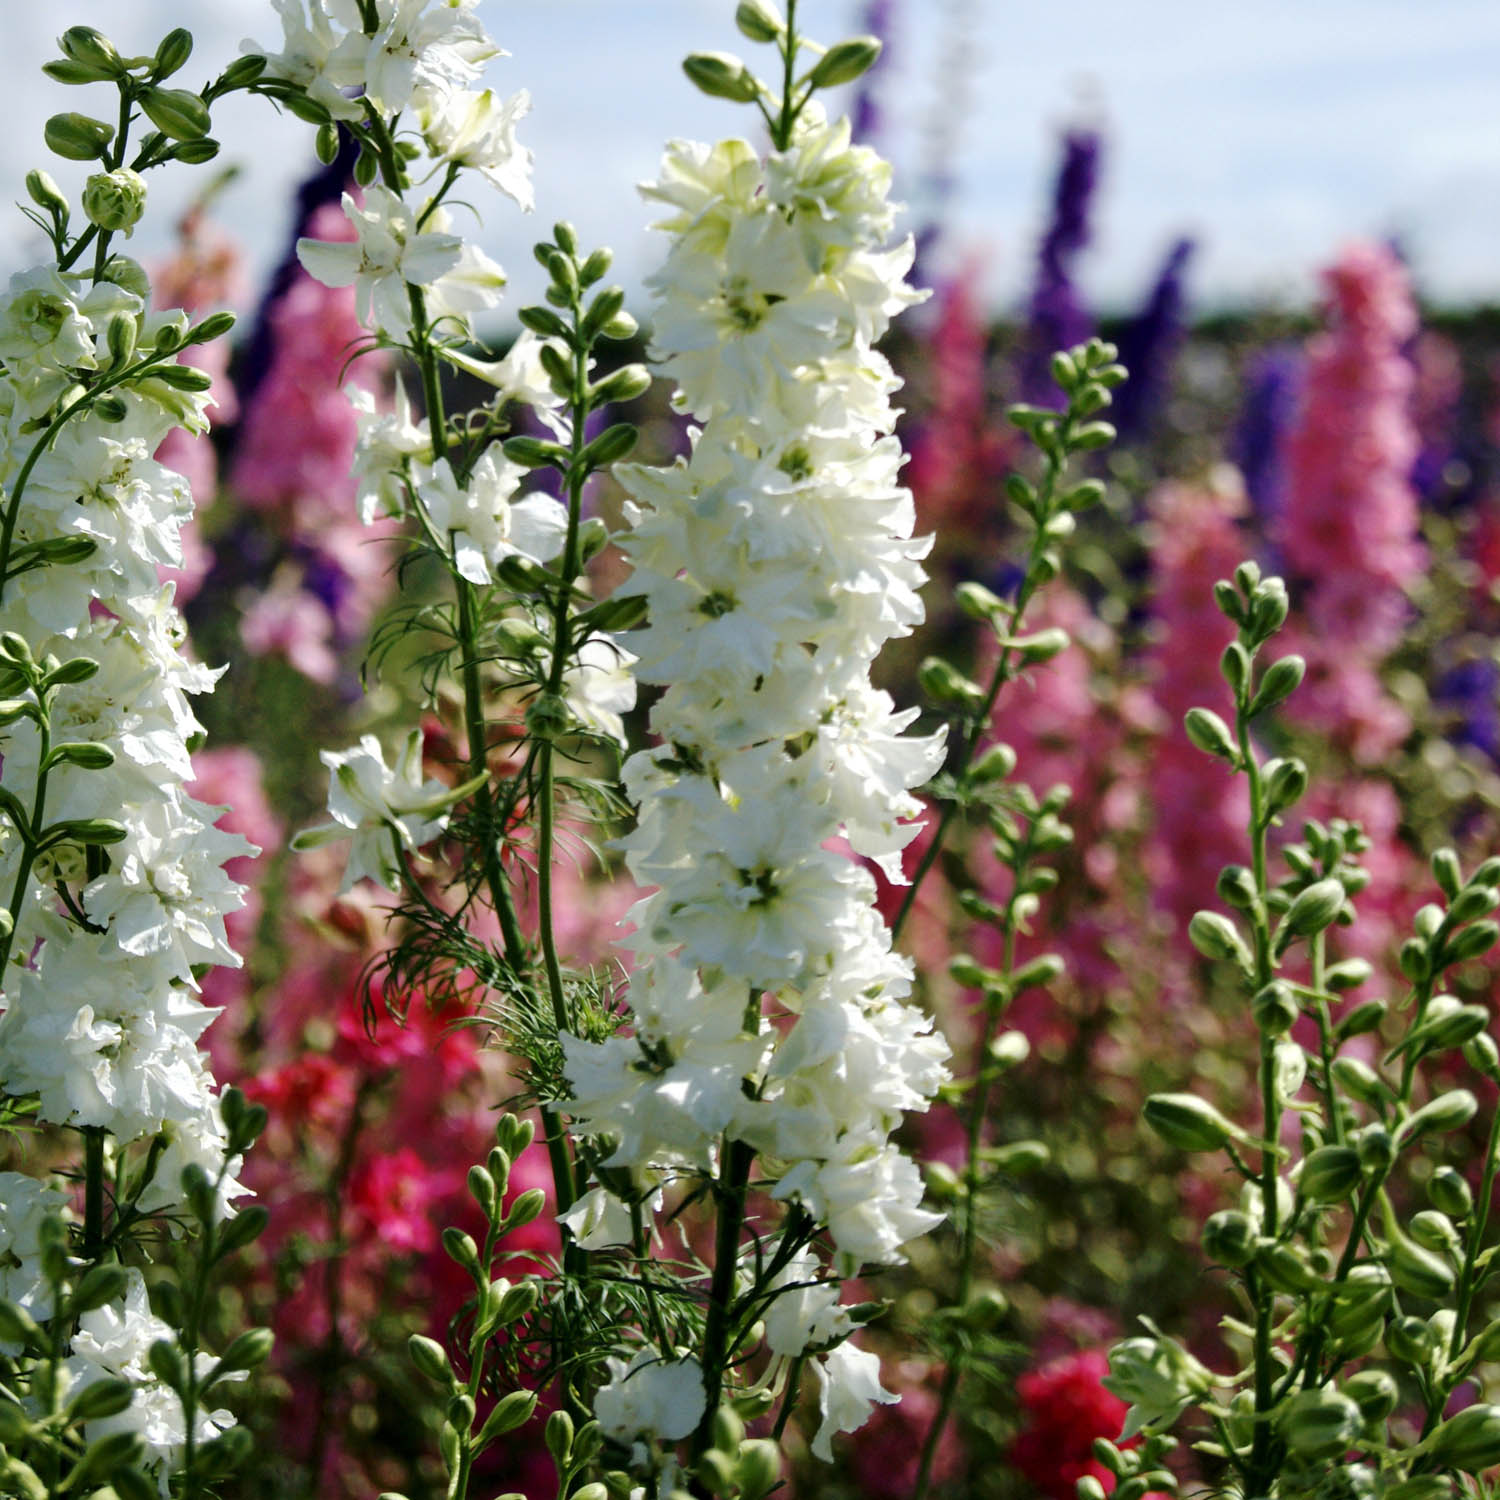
[4,1,1500,321]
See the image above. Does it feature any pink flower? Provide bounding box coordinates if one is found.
[1010,1349,1129,1500]
[347,1147,441,1256]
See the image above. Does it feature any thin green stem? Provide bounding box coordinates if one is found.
[82,1128,106,1262]
[1309,932,1342,1146]
[892,446,1065,942]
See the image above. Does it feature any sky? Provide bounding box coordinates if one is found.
[3,1,1500,324]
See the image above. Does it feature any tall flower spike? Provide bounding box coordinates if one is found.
[562,87,949,1461]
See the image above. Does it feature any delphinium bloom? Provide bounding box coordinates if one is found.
[1113,237,1195,444]
[1020,127,1101,406]
[1277,240,1424,763]
[562,96,949,1460]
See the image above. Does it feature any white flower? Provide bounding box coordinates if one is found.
[297,188,464,336]
[417,449,566,584]
[293,729,461,891]
[0,1174,68,1338]
[558,635,638,748]
[440,328,566,433]
[331,0,498,115]
[244,0,363,121]
[809,1340,897,1461]
[594,1350,706,1445]
[421,85,534,208]
[66,1268,234,1471]
[558,1183,662,1252]
[348,380,431,523]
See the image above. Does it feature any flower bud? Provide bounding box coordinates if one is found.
[44,111,114,160]
[1220,641,1250,696]
[1201,1209,1256,1267]
[1354,1123,1395,1174]
[1387,1237,1455,1300]
[1409,1002,1489,1057]
[955,581,1005,620]
[682,51,761,102]
[139,86,212,140]
[1256,1241,1320,1295]
[1443,919,1500,965]
[1143,1093,1237,1153]
[25,169,68,216]
[1251,981,1298,1036]
[82,168,147,236]
[807,36,883,88]
[1464,1032,1500,1077]
[58,25,124,78]
[1343,1368,1398,1423]
[1281,878,1346,939]
[525,692,571,741]
[1217,865,1259,912]
[1426,1404,1500,1473]
[969,742,1017,784]
[1325,958,1373,992]
[408,1334,454,1386]
[735,1,785,41]
[1249,654,1305,716]
[1183,707,1237,763]
[1426,1166,1472,1220]
[1187,910,1250,969]
[735,1439,781,1500]
[1448,884,1500,925]
[1332,1057,1390,1109]
[1277,1387,1362,1459]
[1299,1145,1362,1203]
[1249,577,1290,637]
[1410,1210,1462,1256]
[1264,755,1309,814]
[1402,1089,1478,1141]
[918,657,984,710]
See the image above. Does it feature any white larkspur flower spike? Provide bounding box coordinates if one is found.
[568,92,946,1463]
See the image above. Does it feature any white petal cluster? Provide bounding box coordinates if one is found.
[594,1350,707,1449]
[0,255,253,1477]
[562,103,947,1453]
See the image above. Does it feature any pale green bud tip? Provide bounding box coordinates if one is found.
[1283,877,1346,938]
[735,1,785,42]
[1183,707,1237,762]
[25,170,67,214]
[808,36,883,89]
[82,169,148,236]
[1143,1092,1237,1152]
[682,51,761,103]
[44,111,114,161]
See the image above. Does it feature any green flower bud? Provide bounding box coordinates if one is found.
[1332,1054,1389,1106]
[1448,884,1500,925]
[525,692,571,741]
[1443,919,1500,965]
[1220,641,1251,696]
[1251,981,1298,1037]
[1431,847,1463,899]
[44,111,114,160]
[1277,1387,1362,1459]
[1379,1480,1454,1500]
[1354,1123,1395,1174]
[1428,1166,1473,1220]
[1187,910,1250,968]
[1249,653,1306,717]
[1201,1209,1257,1267]
[1282,877,1346,938]
[82,168,147,236]
[1255,1241,1321,1295]
[955,580,1004,620]
[1299,1145,1362,1203]
[1343,1368,1398,1423]
[1264,755,1309,814]
[682,51,761,102]
[1249,576,1290,637]
[1217,864,1259,912]
[969,742,1017,784]
[1387,1238,1455,1300]
[1410,1210,1462,1256]
[1426,1403,1500,1473]
[1464,1032,1500,1077]
[153,28,194,79]
[1077,1480,1108,1500]
[1183,707,1238,763]
[918,657,984,710]
[734,1,785,42]
[1402,1089,1478,1141]
[59,26,122,74]
[139,86,212,140]
[807,36,882,88]
[735,1439,781,1500]
[25,169,67,216]
[1325,957,1374,991]
[1143,1093,1237,1153]
[408,1334,454,1387]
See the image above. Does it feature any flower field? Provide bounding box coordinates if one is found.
[3,4,1500,1500]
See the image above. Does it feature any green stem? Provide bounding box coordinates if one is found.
[82,1128,106,1262]
[913,906,1020,1500]
[892,445,1066,942]
[690,1137,755,1482]
[1309,932,1342,1146]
